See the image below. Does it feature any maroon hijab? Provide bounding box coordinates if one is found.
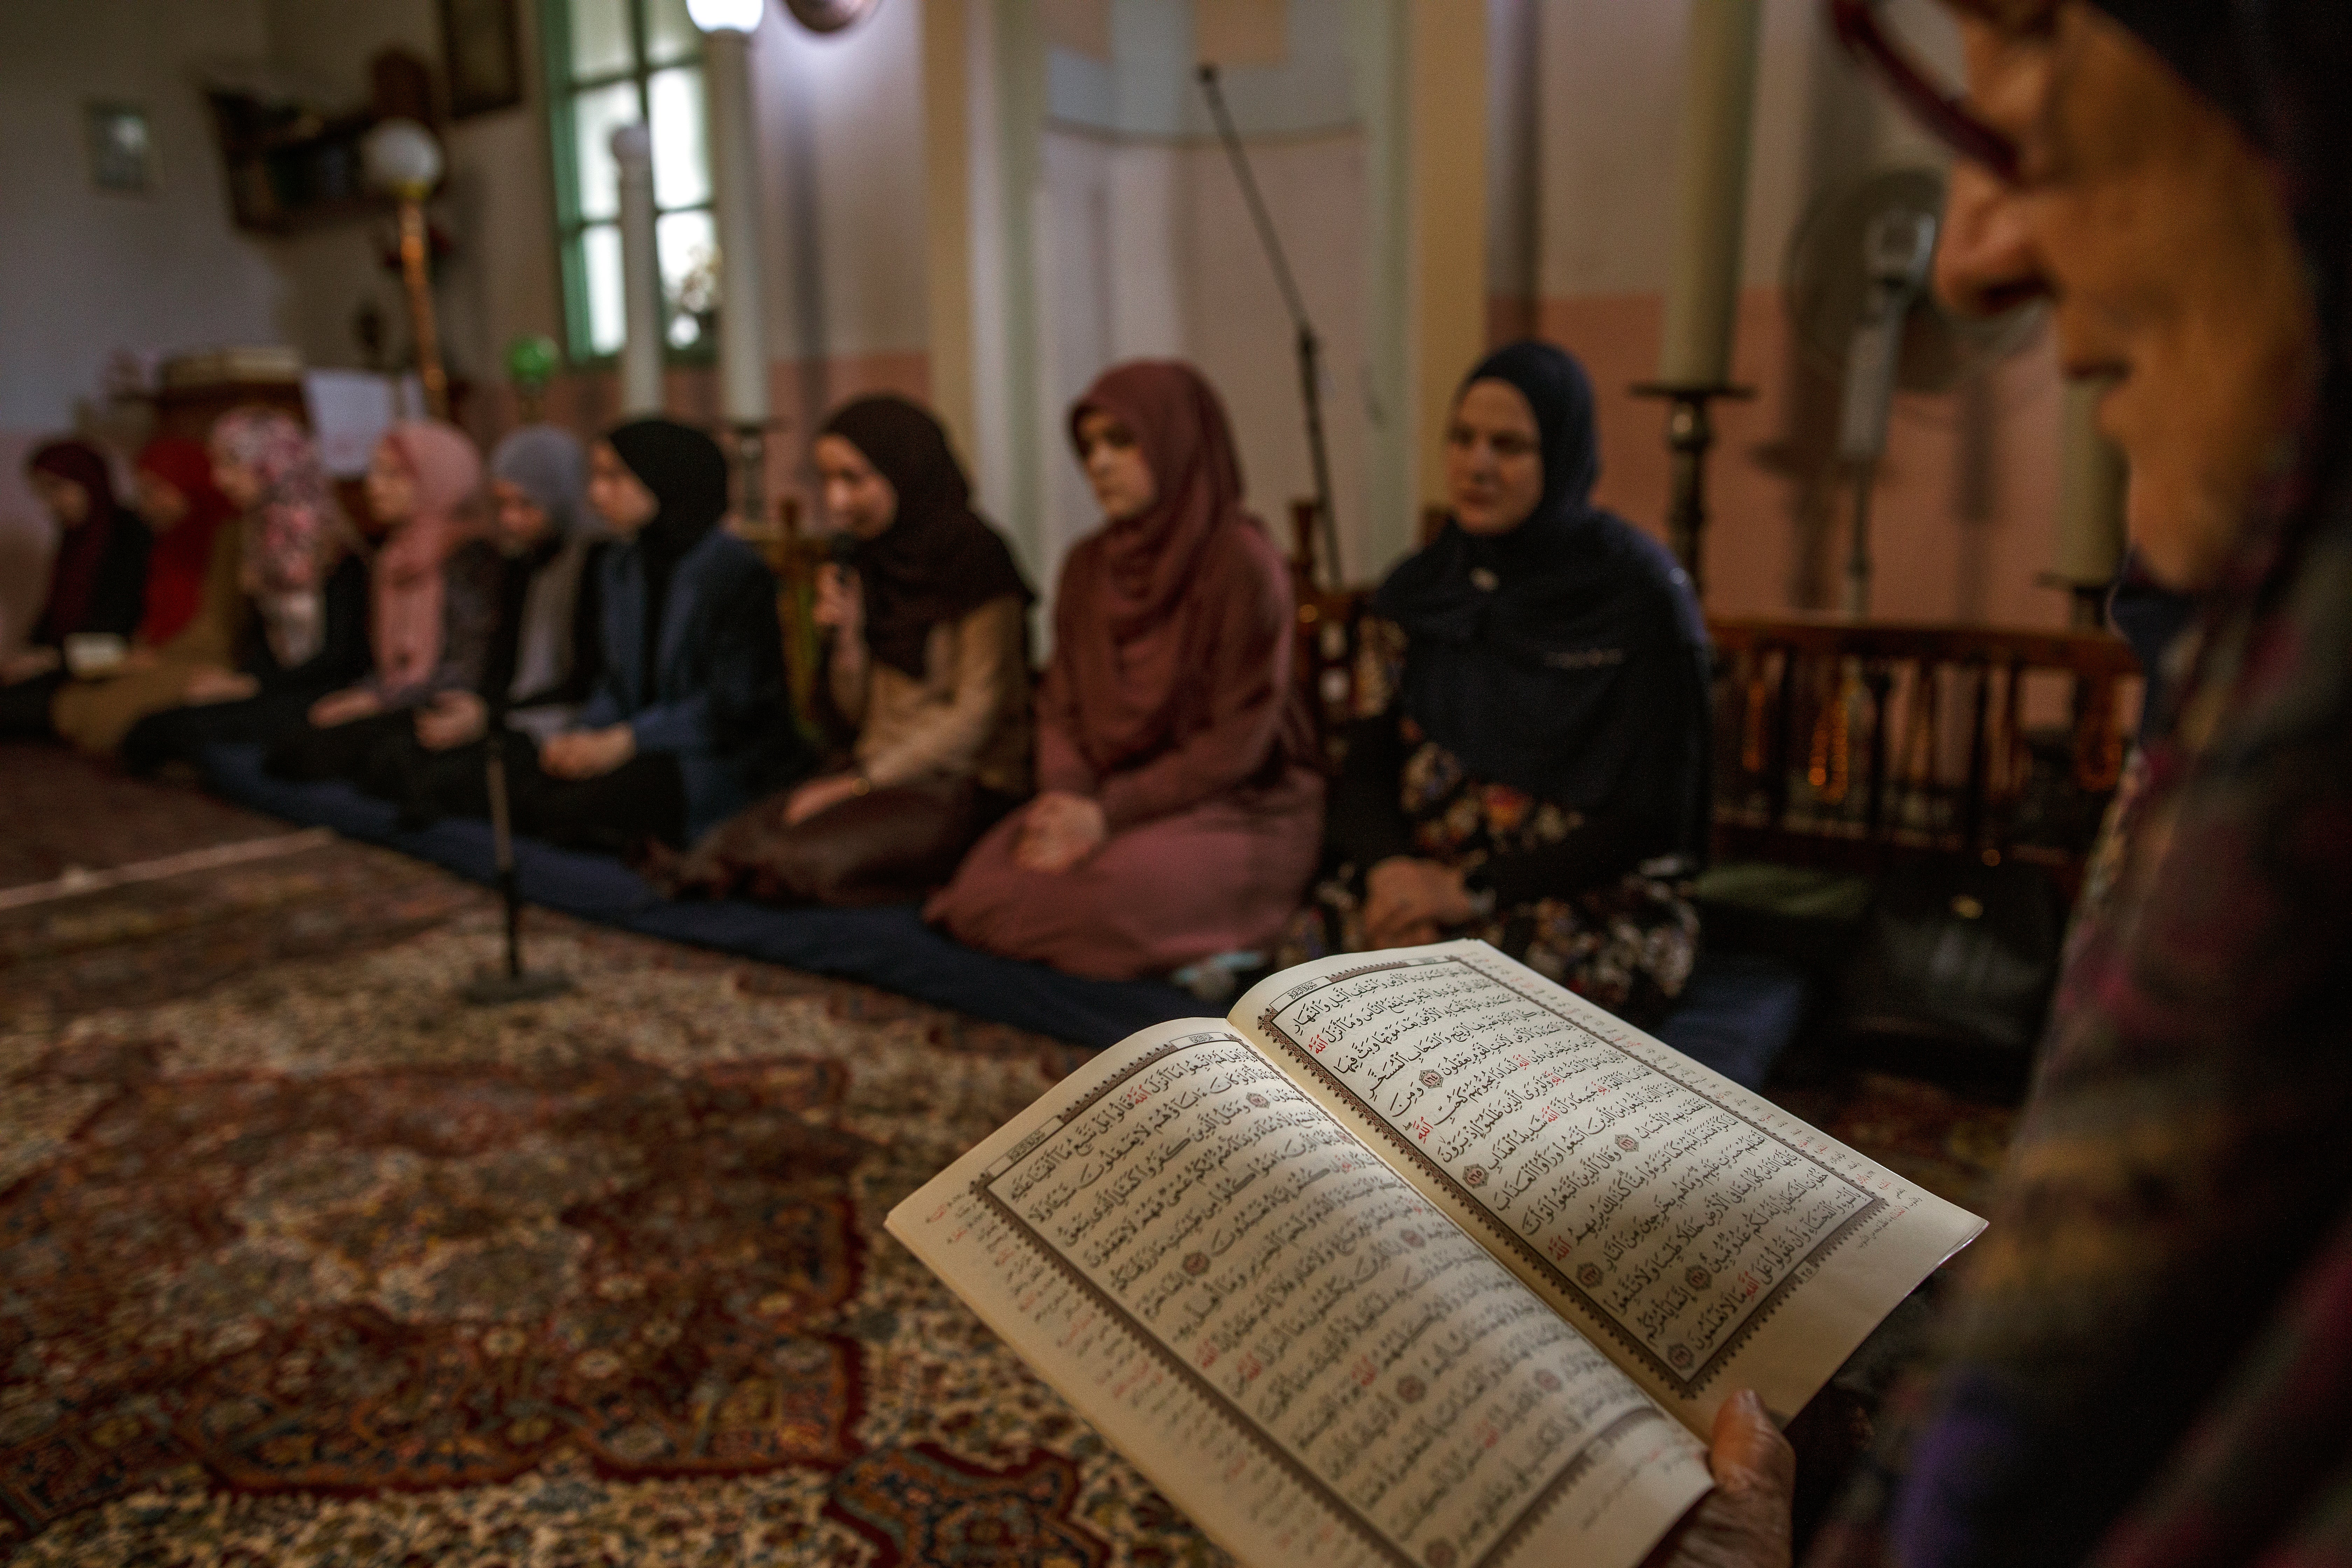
[1070,362,1251,637]
[1061,361,1261,761]
[26,440,124,644]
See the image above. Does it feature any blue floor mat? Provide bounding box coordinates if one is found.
[197,743,1809,1080]
[199,744,1197,1048]
[1654,949,1811,1090]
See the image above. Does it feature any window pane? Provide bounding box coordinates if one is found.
[570,79,641,221]
[645,0,702,67]
[569,0,634,80]
[581,224,626,356]
[658,209,718,349]
[648,66,709,211]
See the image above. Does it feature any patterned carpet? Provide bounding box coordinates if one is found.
[0,744,2014,1564]
[0,746,1219,1564]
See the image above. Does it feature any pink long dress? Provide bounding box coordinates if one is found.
[926,360,1324,981]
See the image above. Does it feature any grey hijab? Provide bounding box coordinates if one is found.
[488,425,596,708]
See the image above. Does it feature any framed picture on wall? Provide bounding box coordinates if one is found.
[439,0,525,119]
[85,103,153,193]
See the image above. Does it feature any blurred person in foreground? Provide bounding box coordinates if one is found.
[1640,3,2352,1566]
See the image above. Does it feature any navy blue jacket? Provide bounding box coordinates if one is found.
[574,527,804,838]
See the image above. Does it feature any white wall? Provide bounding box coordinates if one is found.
[748,0,931,368]
[1511,0,1959,302]
[1485,0,2068,629]
[261,0,565,392]
[0,0,291,648]
[261,0,928,410]
[1026,0,1380,608]
[1037,127,1369,581]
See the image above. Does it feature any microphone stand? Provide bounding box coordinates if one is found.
[1197,64,1342,590]
[462,707,574,1006]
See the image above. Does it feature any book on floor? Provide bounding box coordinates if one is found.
[887,939,1984,1568]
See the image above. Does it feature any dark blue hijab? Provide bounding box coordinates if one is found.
[1372,341,1708,818]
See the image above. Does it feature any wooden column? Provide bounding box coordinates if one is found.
[1409,0,1489,522]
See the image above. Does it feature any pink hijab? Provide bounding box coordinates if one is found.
[1062,360,1263,761]
[369,420,483,698]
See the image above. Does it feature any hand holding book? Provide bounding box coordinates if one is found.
[891,942,1976,1568]
[1636,1393,1794,1568]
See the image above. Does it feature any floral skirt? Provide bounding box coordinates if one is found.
[1278,871,1698,1028]
[1278,733,1700,1027]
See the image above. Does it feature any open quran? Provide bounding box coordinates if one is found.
[889,941,1983,1568]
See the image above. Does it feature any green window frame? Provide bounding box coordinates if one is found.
[539,0,718,364]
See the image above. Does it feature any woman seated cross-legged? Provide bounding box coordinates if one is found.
[927,359,1324,982]
[119,408,371,775]
[502,418,809,856]
[649,394,1035,906]
[264,419,499,782]
[356,424,610,826]
[45,438,237,754]
[1281,341,1712,1028]
[0,439,152,738]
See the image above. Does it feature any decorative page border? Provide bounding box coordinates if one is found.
[975,1032,1647,1568]
[1256,954,1884,1398]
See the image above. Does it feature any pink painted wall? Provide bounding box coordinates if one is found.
[1496,286,2070,635]
[1496,291,2073,631]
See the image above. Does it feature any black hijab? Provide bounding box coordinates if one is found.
[819,396,1032,678]
[1372,341,1708,812]
[605,419,730,671]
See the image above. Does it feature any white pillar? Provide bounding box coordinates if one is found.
[1657,0,1763,388]
[611,124,665,416]
[703,26,771,427]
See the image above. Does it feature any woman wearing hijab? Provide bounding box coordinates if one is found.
[119,408,370,774]
[927,360,1322,981]
[1284,341,1710,1026]
[651,394,1033,905]
[505,418,803,854]
[127,439,240,650]
[264,419,499,780]
[41,439,238,752]
[0,440,151,737]
[1635,4,2352,1567]
[53,441,245,756]
[359,424,610,825]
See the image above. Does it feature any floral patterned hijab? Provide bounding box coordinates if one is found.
[209,407,354,668]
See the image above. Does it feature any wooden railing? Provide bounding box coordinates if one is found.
[1707,618,2138,891]
[1280,503,2143,890]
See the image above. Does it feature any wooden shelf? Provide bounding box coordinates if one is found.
[203,49,440,237]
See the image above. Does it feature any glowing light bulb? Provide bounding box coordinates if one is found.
[685,0,764,31]
[361,118,443,195]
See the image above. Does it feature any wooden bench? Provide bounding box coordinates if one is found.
[1709,618,2139,897]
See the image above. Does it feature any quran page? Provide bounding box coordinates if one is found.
[1233,942,1986,1434]
[888,1018,1713,1568]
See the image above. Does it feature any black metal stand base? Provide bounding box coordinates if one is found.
[466,729,570,1008]
[461,969,576,1007]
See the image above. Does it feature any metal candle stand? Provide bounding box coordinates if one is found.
[1631,382,1755,598]
[732,423,771,537]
